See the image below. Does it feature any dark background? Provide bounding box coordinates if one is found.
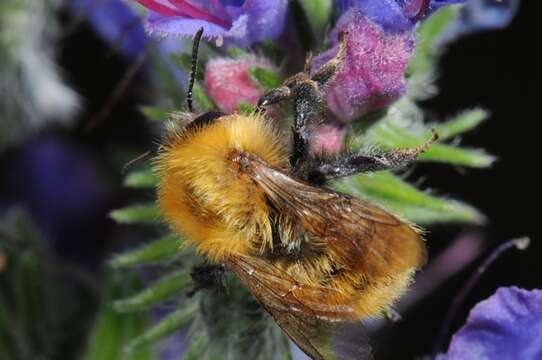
[395,1,541,358]
[1,1,540,359]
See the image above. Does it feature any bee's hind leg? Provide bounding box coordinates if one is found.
[297,131,438,185]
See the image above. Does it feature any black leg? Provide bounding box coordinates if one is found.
[310,31,347,86]
[257,32,348,167]
[187,264,226,297]
[303,132,438,183]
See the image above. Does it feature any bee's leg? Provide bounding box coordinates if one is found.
[186,264,226,297]
[311,31,348,87]
[259,33,347,167]
[301,132,438,183]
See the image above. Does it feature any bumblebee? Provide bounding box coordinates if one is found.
[155,31,435,360]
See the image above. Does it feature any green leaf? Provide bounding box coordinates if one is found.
[109,235,182,268]
[298,0,333,37]
[365,119,496,168]
[192,82,215,110]
[432,109,489,141]
[249,67,281,91]
[335,172,485,225]
[84,274,153,360]
[183,335,206,360]
[409,6,462,77]
[238,101,255,114]
[419,143,495,168]
[170,53,204,81]
[124,168,158,189]
[110,204,161,224]
[126,302,197,350]
[139,106,171,122]
[227,47,249,58]
[113,271,191,312]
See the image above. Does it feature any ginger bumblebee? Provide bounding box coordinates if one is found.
[155,32,435,360]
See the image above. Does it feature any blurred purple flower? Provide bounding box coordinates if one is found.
[437,0,520,47]
[337,0,465,32]
[133,0,288,47]
[69,0,149,59]
[1,135,112,267]
[312,0,465,122]
[448,287,542,360]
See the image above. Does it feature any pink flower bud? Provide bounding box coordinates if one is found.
[204,56,276,113]
[309,124,347,156]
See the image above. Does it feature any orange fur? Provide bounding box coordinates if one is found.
[156,113,288,262]
[155,112,423,319]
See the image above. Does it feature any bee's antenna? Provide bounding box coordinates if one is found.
[187,27,204,113]
[121,150,153,175]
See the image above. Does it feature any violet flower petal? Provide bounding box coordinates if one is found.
[138,0,287,47]
[337,0,466,32]
[69,0,148,58]
[448,287,542,360]
[437,0,520,47]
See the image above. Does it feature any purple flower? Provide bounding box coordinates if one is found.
[337,0,465,32]
[133,0,288,47]
[312,8,415,122]
[69,0,149,59]
[448,287,542,360]
[312,0,465,122]
[437,0,520,47]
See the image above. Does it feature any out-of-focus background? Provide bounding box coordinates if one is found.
[0,1,539,359]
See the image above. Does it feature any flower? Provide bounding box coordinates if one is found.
[204,56,276,112]
[309,124,347,156]
[337,0,465,32]
[133,0,288,47]
[69,0,149,59]
[437,0,520,47]
[313,0,465,122]
[447,287,542,360]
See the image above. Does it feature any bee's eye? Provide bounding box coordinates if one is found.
[186,111,225,131]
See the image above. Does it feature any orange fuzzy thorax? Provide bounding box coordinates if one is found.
[156,113,288,262]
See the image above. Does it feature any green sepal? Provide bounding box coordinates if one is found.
[124,168,158,189]
[432,109,489,141]
[335,172,486,225]
[249,66,282,91]
[113,271,191,312]
[109,204,162,224]
[125,302,197,351]
[363,117,496,168]
[84,274,153,360]
[109,235,182,268]
[139,106,171,122]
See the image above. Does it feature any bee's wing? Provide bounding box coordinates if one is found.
[240,154,425,277]
[227,255,374,360]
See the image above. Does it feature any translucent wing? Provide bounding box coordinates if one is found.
[226,255,374,360]
[236,152,426,279]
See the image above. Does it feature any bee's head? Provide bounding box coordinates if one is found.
[185,111,226,131]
